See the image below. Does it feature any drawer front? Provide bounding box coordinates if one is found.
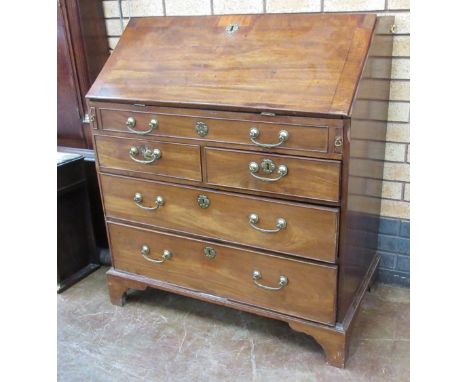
[205,148,341,202]
[100,108,330,154]
[108,222,337,325]
[101,174,339,262]
[95,135,202,181]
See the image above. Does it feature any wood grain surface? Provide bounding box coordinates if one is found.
[87,14,376,116]
[108,222,337,325]
[94,135,202,181]
[100,107,330,154]
[100,174,339,262]
[205,148,341,202]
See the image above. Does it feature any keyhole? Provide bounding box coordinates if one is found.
[225,23,239,34]
[260,159,275,174]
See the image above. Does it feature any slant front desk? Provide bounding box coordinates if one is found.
[87,13,394,367]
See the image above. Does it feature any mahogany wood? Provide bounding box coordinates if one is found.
[205,148,341,202]
[90,101,344,160]
[336,22,394,322]
[87,13,394,368]
[100,107,331,155]
[94,135,202,181]
[100,173,339,262]
[57,0,109,149]
[58,1,86,148]
[289,322,347,368]
[108,222,337,325]
[93,101,345,127]
[106,253,379,368]
[87,14,376,117]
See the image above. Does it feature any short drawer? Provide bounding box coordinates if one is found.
[99,108,332,155]
[101,174,339,262]
[205,148,341,202]
[95,135,202,181]
[108,222,337,325]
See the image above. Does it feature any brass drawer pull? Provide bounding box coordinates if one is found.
[133,193,164,211]
[249,127,289,148]
[140,245,172,264]
[252,270,288,291]
[248,213,286,233]
[126,117,158,135]
[129,145,161,164]
[248,159,288,182]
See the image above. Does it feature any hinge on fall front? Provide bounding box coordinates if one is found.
[86,107,97,128]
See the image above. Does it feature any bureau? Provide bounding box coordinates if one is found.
[87,13,394,368]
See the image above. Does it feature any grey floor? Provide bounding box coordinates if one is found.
[58,267,409,381]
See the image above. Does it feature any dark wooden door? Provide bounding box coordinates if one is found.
[57,1,87,148]
[57,0,109,149]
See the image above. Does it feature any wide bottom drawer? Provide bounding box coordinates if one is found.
[108,222,337,325]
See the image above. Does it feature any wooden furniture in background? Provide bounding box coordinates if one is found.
[57,153,100,292]
[57,0,110,251]
[57,0,109,148]
[87,14,394,367]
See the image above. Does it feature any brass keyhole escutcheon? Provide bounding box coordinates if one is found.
[195,121,208,137]
[260,159,275,174]
[204,246,216,260]
[197,195,210,209]
[225,23,239,34]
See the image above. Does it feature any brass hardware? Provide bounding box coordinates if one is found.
[248,159,288,182]
[390,24,397,34]
[249,161,259,173]
[140,245,172,264]
[129,145,161,164]
[89,107,97,128]
[195,121,209,137]
[197,194,210,209]
[133,192,164,210]
[260,159,275,174]
[248,213,287,233]
[149,119,158,129]
[126,117,136,128]
[129,146,139,156]
[252,270,288,291]
[203,246,216,260]
[334,136,343,147]
[126,117,158,135]
[225,23,239,34]
[249,127,289,148]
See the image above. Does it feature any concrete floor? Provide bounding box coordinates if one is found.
[58,267,409,381]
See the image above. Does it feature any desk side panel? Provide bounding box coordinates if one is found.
[337,16,394,322]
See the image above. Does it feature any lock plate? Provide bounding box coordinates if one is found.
[197,195,210,209]
[204,246,216,260]
[225,23,239,34]
[195,121,208,137]
[260,159,276,174]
